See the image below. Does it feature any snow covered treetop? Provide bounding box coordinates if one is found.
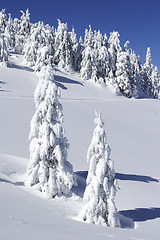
[94,110,104,127]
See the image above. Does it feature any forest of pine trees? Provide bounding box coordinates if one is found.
[0,8,159,99]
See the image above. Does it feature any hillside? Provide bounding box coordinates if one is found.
[0,53,160,240]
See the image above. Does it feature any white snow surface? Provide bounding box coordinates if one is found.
[0,53,160,240]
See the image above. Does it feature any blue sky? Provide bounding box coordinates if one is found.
[1,0,160,68]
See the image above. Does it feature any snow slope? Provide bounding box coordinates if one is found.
[0,53,160,240]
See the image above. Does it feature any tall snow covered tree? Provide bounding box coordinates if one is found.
[129,50,142,98]
[150,66,160,99]
[14,9,31,53]
[73,36,84,72]
[80,26,98,81]
[108,31,121,86]
[115,50,132,98]
[141,47,154,97]
[70,27,83,72]
[26,65,76,198]
[97,44,110,82]
[80,45,97,81]
[0,9,7,33]
[79,111,120,227]
[19,9,31,37]
[0,33,9,66]
[5,13,15,50]
[54,19,74,72]
[23,21,54,70]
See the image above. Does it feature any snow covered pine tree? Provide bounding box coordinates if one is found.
[26,65,76,198]
[80,111,120,227]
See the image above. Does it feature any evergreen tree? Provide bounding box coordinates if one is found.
[141,47,154,97]
[0,9,7,33]
[150,66,160,99]
[108,31,121,86]
[23,21,54,69]
[115,51,132,98]
[80,45,97,81]
[0,33,9,66]
[34,45,53,73]
[80,26,97,81]
[5,13,15,50]
[26,65,76,198]
[129,50,142,98]
[97,44,110,83]
[19,9,31,37]
[54,19,73,71]
[70,27,83,71]
[73,36,84,72]
[80,111,120,227]
[14,9,31,53]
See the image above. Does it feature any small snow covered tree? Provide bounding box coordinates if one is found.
[26,65,76,198]
[80,111,120,227]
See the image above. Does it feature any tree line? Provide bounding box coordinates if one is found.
[0,8,160,99]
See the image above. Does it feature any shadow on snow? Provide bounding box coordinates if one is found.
[116,172,159,183]
[8,63,34,72]
[119,207,160,222]
[54,75,84,90]
[72,171,159,199]
[0,177,24,186]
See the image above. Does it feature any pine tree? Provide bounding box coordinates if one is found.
[141,47,154,97]
[80,26,97,81]
[108,32,121,71]
[70,27,83,72]
[150,66,160,99]
[115,51,132,98]
[0,9,7,33]
[14,9,31,53]
[54,19,73,72]
[5,13,15,50]
[97,44,110,82]
[73,36,84,72]
[23,21,54,70]
[108,31,121,86]
[80,45,97,81]
[129,50,142,98]
[80,111,120,227]
[0,33,9,66]
[19,9,31,37]
[34,45,53,73]
[26,65,76,198]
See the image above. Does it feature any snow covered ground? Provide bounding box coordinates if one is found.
[0,53,160,240]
